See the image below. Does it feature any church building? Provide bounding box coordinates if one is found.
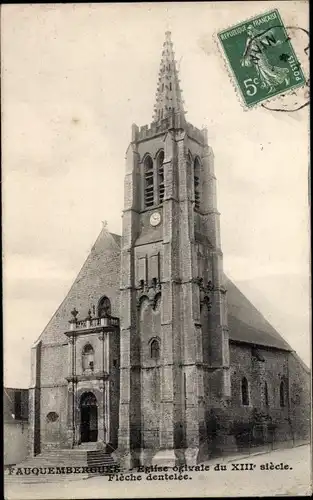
[28,32,310,467]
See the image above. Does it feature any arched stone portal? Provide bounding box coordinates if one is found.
[80,392,98,443]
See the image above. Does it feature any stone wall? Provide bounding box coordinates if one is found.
[4,422,29,466]
[110,331,120,449]
[204,342,310,457]
[30,230,121,453]
[40,385,68,450]
[229,342,289,410]
[139,298,161,450]
[288,352,311,441]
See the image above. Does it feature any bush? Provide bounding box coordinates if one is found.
[229,420,253,438]
[205,408,232,439]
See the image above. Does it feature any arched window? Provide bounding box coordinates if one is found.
[82,344,95,372]
[144,155,154,208]
[264,381,269,407]
[241,377,249,406]
[194,157,201,211]
[150,339,160,360]
[280,380,285,407]
[157,151,165,204]
[98,296,111,318]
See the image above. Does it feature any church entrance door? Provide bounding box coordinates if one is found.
[80,392,98,443]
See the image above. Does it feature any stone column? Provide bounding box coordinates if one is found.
[28,342,41,457]
[74,402,80,446]
[105,379,111,443]
[68,336,74,375]
[152,129,179,466]
[201,145,230,398]
[105,332,110,442]
[177,134,207,464]
[98,380,105,443]
[117,129,141,468]
[66,336,75,448]
[95,330,104,443]
[67,381,75,448]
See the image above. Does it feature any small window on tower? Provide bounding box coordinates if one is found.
[194,157,201,211]
[157,151,165,203]
[169,82,172,91]
[150,339,160,360]
[144,155,154,208]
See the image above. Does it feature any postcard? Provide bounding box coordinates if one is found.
[2,2,311,498]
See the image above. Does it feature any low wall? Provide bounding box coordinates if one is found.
[4,422,29,466]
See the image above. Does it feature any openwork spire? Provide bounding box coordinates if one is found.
[153,31,185,122]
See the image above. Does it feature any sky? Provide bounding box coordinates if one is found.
[2,1,310,387]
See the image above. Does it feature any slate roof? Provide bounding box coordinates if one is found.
[110,233,122,246]
[225,276,291,351]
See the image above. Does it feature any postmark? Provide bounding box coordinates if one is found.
[217,9,306,109]
[261,26,309,112]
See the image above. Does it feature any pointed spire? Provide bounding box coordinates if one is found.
[152,31,185,122]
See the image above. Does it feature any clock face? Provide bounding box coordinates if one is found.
[150,211,161,227]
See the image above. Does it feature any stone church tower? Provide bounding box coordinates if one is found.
[24,31,309,473]
[118,31,230,466]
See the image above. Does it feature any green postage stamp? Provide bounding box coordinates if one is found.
[217,9,306,108]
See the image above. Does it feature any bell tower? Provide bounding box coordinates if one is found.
[118,31,230,467]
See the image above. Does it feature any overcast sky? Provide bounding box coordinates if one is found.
[2,2,310,387]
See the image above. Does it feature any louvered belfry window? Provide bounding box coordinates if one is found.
[194,157,201,211]
[144,155,154,208]
[157,151,165,203]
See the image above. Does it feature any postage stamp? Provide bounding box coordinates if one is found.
[217,9,306,108]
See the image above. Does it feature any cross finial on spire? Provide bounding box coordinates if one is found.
[152,32,185,123]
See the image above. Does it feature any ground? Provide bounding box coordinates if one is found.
[5,444,312,499]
